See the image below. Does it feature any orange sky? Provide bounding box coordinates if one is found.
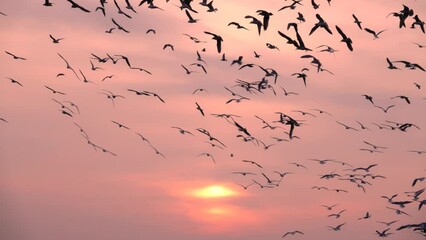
[0,0,425,239]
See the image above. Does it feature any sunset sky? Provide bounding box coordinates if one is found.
[0,0,425,239]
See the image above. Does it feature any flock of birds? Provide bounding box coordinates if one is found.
[1,0,425,239]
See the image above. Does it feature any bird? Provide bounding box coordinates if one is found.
[204,31,223,53]
[146,29,156,34]
[245,15,263,35]
[321,204,338,210]
[66,0,91,13]
[386,207,411,216]
[5,77,23,87]
[45,85,66,95]
[228,22,248,30]
[163,44,174,51]
[375,228,392,237]
[185,9,198,23]
[412,177,425,187]
[358,212,371,220]
[282,231,303,238]
[242,160,262,168]
[391,95,410,104]
[50,34,64,43]
[336,121,358,131]
[256,10,273,31]
[5,51,26,60]
[411,15,425,34]
[43,0,53,7]
[309,14,333,35]
[113,0,132,19]
[386,58,399,69]
[181,64,196,74]
[364,28,387,39]
[327,223,345,231]
[198,152,215,164]
[377,220,398,226]
[111,120,130,130]
[328,209,346,218]
[394,60,425,71]
[335,25,353,51]
[112,18,129,33]
[374,105,395,113]
[195,102,205,116]
[352,14,363,29]
[0,117,8,123]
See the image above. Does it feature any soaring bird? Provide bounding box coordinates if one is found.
[204,31,223,53]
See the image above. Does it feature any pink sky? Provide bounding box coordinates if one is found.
[1,0,425,239]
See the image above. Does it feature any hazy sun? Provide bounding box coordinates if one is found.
[192,185,238,198]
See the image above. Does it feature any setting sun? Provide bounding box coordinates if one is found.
[192,185,238,199]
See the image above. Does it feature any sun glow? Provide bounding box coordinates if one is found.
[192,185,238,198]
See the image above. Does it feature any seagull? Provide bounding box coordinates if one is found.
[282,231,304,238]
[321,204,339,210]
[391,95,410,104]
[66,0,91,13]
[364,28,387,39]
[386,58,399,69]
[5,77,23,87]
[242,160,262,168]
[335,25,353,51]
[45,85,66,95]
[43,0,53,7]
[111,120,130,130]
[50,34,64,43]
[309,14,333,35]
[228,22,248,30]
[163,44,174,51]
[327,223,345,231]
[377,220,398,226]
[376,228,392,237]
[185,9,198,23]
[374,105,395,113]
[198,152,215,164]
[411,15,425,34]
[5,51,26,60]
[113,0,132,19]
[112,18,129,33]
[328,209,346,218]
[256,10,273,31]
[358,212,371,220]
[195,102,205,116]
[181,64,196,74]
[245,15,263,35]
[352,14,363,29]
[204,31,223,53]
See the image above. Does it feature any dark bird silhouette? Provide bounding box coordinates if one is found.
[364,28,387,39]
[113,0,132,18]
[112,18,129,33]
[335,25,353,51]
[50,34,64,43]
[412,15,425,33]
[5,77,23,87]
[66,0,91,13]
[256,10,273,30]
[391,95,410,104]
[394,60,425,71]
[228,22,248,30]
[163,44,174,51]
[374,105,395,113]
[111,120,130,130]
[352,14,363,29]
[282,231,304,238]
[45,85,66,95]
[309,14,332,35]
[195,102,205,116]
[185,9,198,23]
[43,0,53,7]
[5,51,26,60]
[362,94,374,104]
[245,15,263,35]
[204,31,223,53]
[386,58,399,69]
